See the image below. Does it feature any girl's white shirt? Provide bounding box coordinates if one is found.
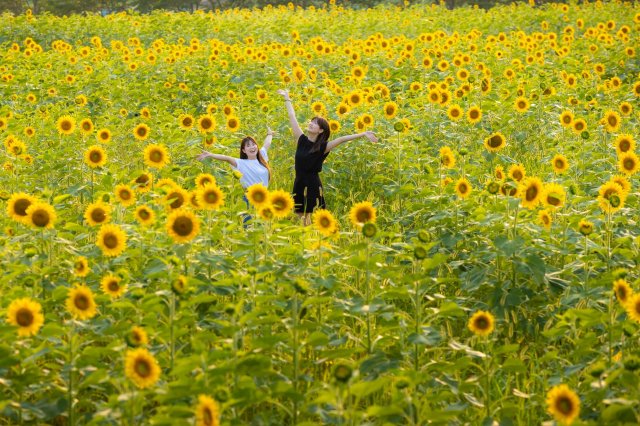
[233,147,269,188]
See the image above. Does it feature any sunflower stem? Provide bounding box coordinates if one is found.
[292,292,299,425]
[68,321,74,426]
[365,240,372,354]
[169,291,175,374]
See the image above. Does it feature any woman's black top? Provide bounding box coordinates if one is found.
[295,134,329,176]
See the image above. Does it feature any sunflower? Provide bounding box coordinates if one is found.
[466,105,482,124]
[197,115,216,133]
[508,164,526,182]
[618,152,639,176]
[127,326,149,347]
[348,91,362,106]
[494,165,505,181]
[125,348,161,389]
[164,187,189,210]
[329,120,341,133]
[26,202,56,229]
[133,172,153,193]
[179,114,195,129]
[619,101,632,116]
[156,178,178,192]
[166,209,200,243]
[246,183,270,208]
[6,298,44,337]
[66,285,97,320]
[597,181,626,213]
[226,115,240,132]
[571,118,587,134]
[609,175,631,194]
[542,183,566,209]
[447,104,463,121]
[538,210,552,229]
[195,394,220,426]
[23,126,35,138]
[613,134,635,155]
[546,384,580,425]
[257,205,275,220]
[101,274,127,298]
[484,132,506,153]
[172,275,189,295]
[454,177,473,199]
[134,205,156,226]
[269,189,294,218]
[514,96,530,113]
[143,144,170,169]
[84,145,107,168]
[313,209,338,237]
[626,293,640,323]
[7,192,36,224]
[196,184,225,210]
[613,279,632,305]
[551,154,569,174]
[133,123,150,141]
[518,177,543,209]
[73,256,90,277]
[79,118,94,135]
[195,173,216,188]
[84,202,111,226]
[96,224,127,257]
[440,147,456,169]
[222,104,234,116]
[578,219,594,236]
[349,201,376,227]
[56,115,75,135]
[96,128,111,143]
[336,103,351,117]
[468,310,495,337]
[115,184,136,207]
[427,89,441,104]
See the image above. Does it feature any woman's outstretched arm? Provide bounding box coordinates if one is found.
[325,130,378,153]
[263,127,275,150]
[196,151,238,168]
[277,89,303,141]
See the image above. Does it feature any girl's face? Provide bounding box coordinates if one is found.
[242,139,258,157]
[307,119,324,135]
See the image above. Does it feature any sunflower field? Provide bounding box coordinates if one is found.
[1,1,640,425]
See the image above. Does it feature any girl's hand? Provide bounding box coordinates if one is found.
[196,151,211,161]
[266,127,275,136]
[277,89,291,101]
[363,131,378,143]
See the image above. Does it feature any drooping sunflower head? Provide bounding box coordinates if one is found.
[313,209,338,237]
[440,147,456,169]
[578,219,594,236]
[73,256,90,277]
[133,123,150,141]
[96,223,127,257]
[484,132,506,153]
[196,184,225,211]
[625,293,640,324]
[7,192,36,224]
[468,310,495,337]
[246,183,270,208]
[7,298,44,337]
[546,384,580,425]
[518,177,544,209]
[172,275,189,295]
[84,202,111,226]
[494,165,505,181]
[269,189,294,218]
[26,202,56,229]
[613,279,632,305]
[195,394,220,426]
[133,172,153,193]
[84,145,107,168]
[166,209,200,243]
[349,201,377,227]
[66,285,97,320]
[125,348,161,389]
[143,144,170,169]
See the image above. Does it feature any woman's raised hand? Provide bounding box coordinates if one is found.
[363,131,378,143]
[276,89,291,100]
[196,151,211,161]
[266,127,275,136]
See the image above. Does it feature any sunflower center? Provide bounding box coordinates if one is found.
[623,158,634,170]
[253,192,266,203]
[103,233,119,249]
[150,151,162,162]
[203,408,213,426]
[74,294,90,310]
[138,209,150,220]
[136,175,149,184]
[75,261,85,271]
[201,119,212,129]
[475,317,489,330]
[488,136,502,148]
[137,127,147,137]
[183,118,193,126]
[173,217,194,236]
[526,186,538,202]
[32,209,50,227]
[61,121,72,131]
[470,110,479,119]
[14,199,31,216]
[200,177,211,186]
[555,160,564,169]
[608,116,618,126]
[120,190,131,200]
[575,122,584,131]
[272,199,285,209]
[100,132,109,140]
[90,152,102,162]
[451,109,460,117]
[16,308,34,327]
[320,217,331,227]
[205,191,218,203]
[168,193,184,209]
[459,183,468,194]
[617,287,627,300]
[619,140,630,151]
[356,210,371,223]
[91,209,106,222]
[108,280,120,292]
[134,359,152,378]
[547,194,561,206]
[556,397,573,415]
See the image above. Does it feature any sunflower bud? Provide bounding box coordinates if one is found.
[486,181,500,195]
[417,230,431,243]
[362,222,377,238]
[393,121,405,132]
[623,356,640,371]
[414,245,427,260]
[333,363,353,383]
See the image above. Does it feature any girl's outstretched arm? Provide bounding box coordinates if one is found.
[325,130,378,153]
[277,89,303,141]
[263,127,275,150]
[197,151,238,168]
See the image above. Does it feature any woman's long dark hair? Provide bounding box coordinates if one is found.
[309,117,330,153]
[239,136,270,182]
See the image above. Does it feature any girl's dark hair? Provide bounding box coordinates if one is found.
[309,117,330,153]
[240,136,271,182]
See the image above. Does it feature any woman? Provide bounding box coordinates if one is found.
[277,89,377,224]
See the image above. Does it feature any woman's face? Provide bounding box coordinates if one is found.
[307,119,324,135]
[242,139,258,157]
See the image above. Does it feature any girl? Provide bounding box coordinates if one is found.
[277,89,377,224]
